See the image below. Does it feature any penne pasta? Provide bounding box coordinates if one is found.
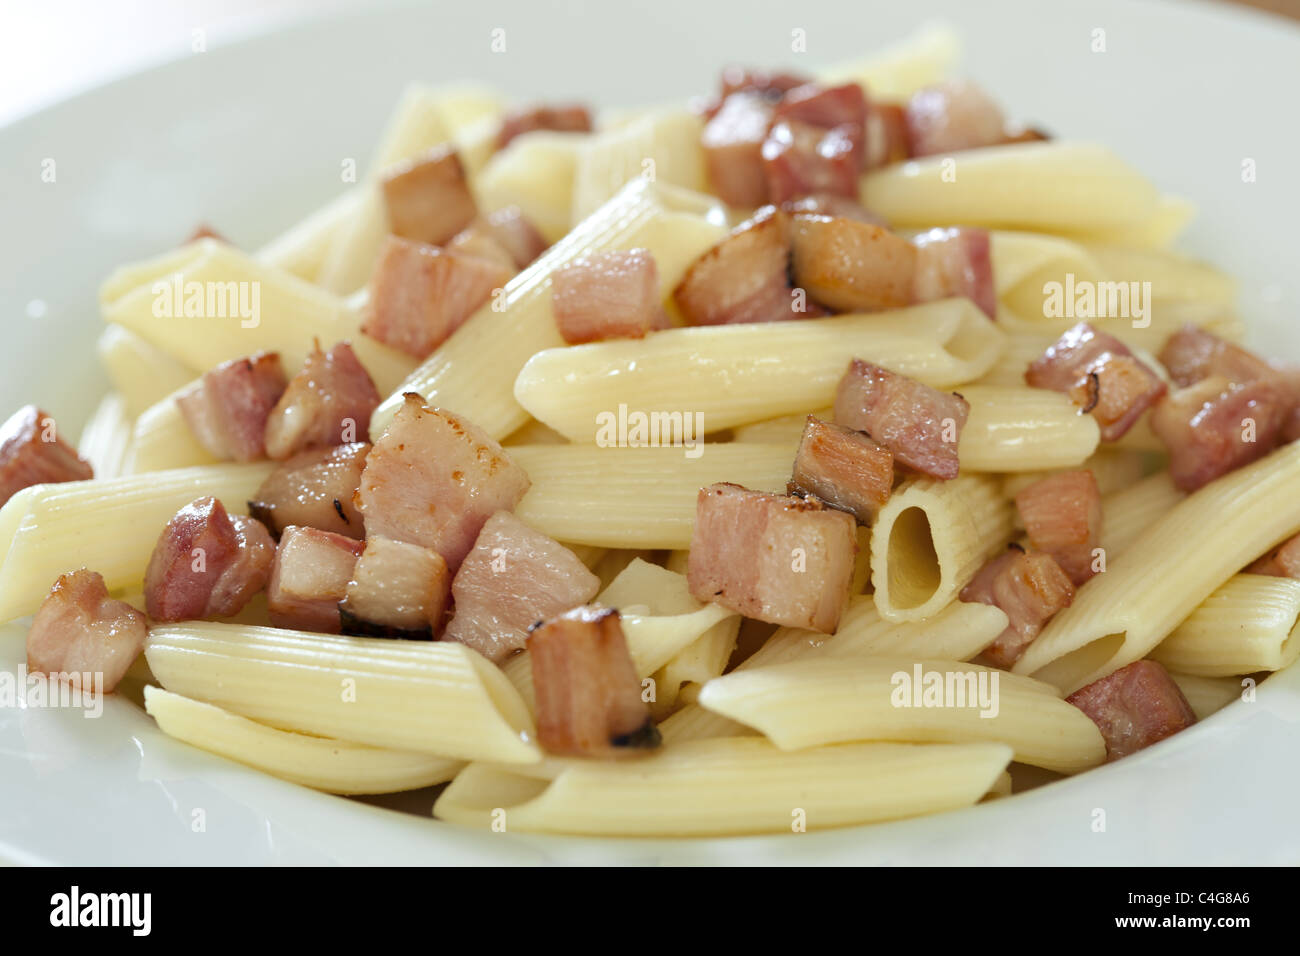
[1168,672,1247,721]
[125,384,221,474]
[870,474,1013,623]
[146,623,539,764]
[0,463,273,622]
[515,299,1006,442]
[507,443,794,549]
[1096,471,1184,559]
[432,736,1013,836]
[369,179,729,441]
[76,392,133,480]
[1150,574,1300,676]
[956,385,1100,472]
[817,22,960,99]
[571,107,708,222]
[475,131,590,243]
[1001,448,1152,501]
[1015,442,1300,693]
[144,686,464,795]
[100,240,416,394]
[97,323,199,417]
[697,657,1105,773]
[860,142,1167,237]
[256,187,365,283]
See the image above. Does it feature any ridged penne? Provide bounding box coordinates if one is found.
[77,392,133,480]
[1015,442,1300,692]
[144,686,464,795]
[515,299,1005,441]
[730,408,833,444]
[508,443,794,548]
[1001,448,1151,501]
[571,108,707,222]
[1095,471,1183,559]
[145,623,539,764]
[957,385,1100,471]
[99,240,416,394]
[697,657,1105,773]
[432,737,1012,836]
[1168,672,1247,721]
[369,179,729,441]
[97,323,198,417]
[0,463,273,622]
[1150,574,1300,676]
[861,142,1167,237]
[475,131,590,243]
[126,385,221,473]
[870,474,1013,622]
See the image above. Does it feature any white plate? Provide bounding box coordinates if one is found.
[3,0,1299,865]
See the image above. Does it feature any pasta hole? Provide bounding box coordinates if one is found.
[886,507,940,610]
[1031,633,1127,692]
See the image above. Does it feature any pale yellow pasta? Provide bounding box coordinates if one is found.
[596,557,699,616]
[730,408,833,444]
[77,392,133,480]
[370,83,503,173]
[870,474,1013,623]
[256,187,364,283]
[370,179,729,441]
[957,385,1100,471]
[475,130,590,243]
[502,418,568,446]
[99,240,416,394]
[653,616,741,714]
[314,187,391,295]
[817,22,960,99]
[97,323,198,417]
[1096,471,1183,560]
[515,299,1005,441]
[0,463,273,622]
[432,737,1012,836]
[1015,442,1300,692]
[1168,672,1247,721]
[989,230,1105,300]
[144,687,464,795]
[1150,575,1300,676]
[1072,194,1196,249]
[146,623,538,764]
[508,443,794,549]
[697,657,1105,773]
[861,142,1168,236]
[125,385,220,474]
[571,107,708,222]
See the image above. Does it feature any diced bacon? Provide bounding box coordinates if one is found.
[264,341,381,460]
[787,417,894,523]
[702,91,775,208]
[527,605,660,757]
[719,67,813,103]
[1025,323,1167,440]
[27,569,147,693]
[144,496,276,621]
[904,80,1009,157]
[338,535,450,639]
[911,226,997,319]
[673,206,818,325]
[687,483,857,633]
[266,526,365,633]
[961,547,1076,669]
[1247,532,1300,578]
[0,406,93,508]
[781,193,885,225]
[762,119,863,204]
[773,82,868,133]
[1014,470,1102,585]
[864,101,910,169]
[248,442,369,539]
[497,103,592,149]
[185,224,226,244]
[1157,323,1276,389]
[833,360,969,480]
[789,214,917,312]
[1066,660,1196,761]
[480,206,548,268]
[175,352,287,462]
[355,393,531,570]
[552,249,669,344]
[444,511,601,662]
[1149,375,1290,492]
[363,236,513,359]
[380,144,477,246]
